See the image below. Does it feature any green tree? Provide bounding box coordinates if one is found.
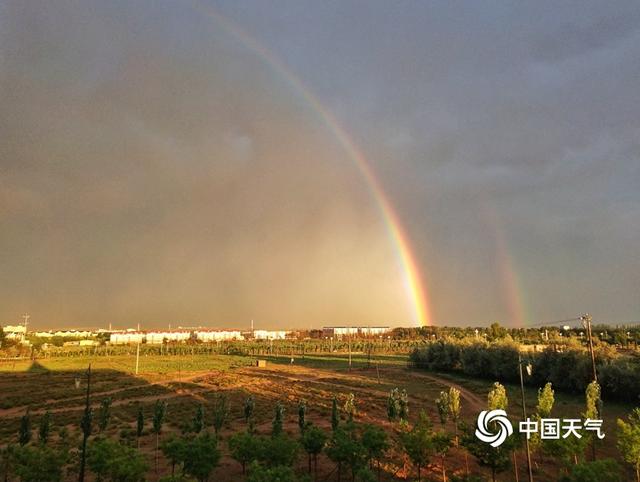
[161,435,187,476]
[246,462,297,482]
[361,424,388,482]
[584,381,602,460]
[435,391,450,427]
[301,425,327,477]
[38,411,52,445]
[617,408,640,481]
[19,410,31,446]
[448,387,461,445]
[13,444,68,482]
[400,411,432,482]
[536,383,555,418]
[387,388,399,422]
[462,425,513,482]
[272,402,285,437]
[136,406,144,448]
[192,403,205,434]
[344,393,356,423]
[212,394,228,437]
[259,434,299,468]
[87,438,147,482]
[244,396,255,430]
[326,428,367,482]
[98,397,112,433]
[153,399,168,474]
[298,400,307,433]
[229,432,261,475]
[431,431,452,482]
[399,389,410,422]
[331,397,340,432]
[182,433,221,482]
[0,444,17,482]
[487,382,508,411]
[558,458,622,482]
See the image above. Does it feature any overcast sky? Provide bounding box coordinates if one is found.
[1,1,638,329]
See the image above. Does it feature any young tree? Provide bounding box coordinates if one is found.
[153,399,168,474]
[584,380,602,460]
[136,405,144,448]
[212,394,229,437]
[98,397,112,433]
[38,411,51,445]
[259,434,300,468]
[19,410,31,446]
[326,428,367,482]
[435,391,450,427]
[244,396,255,428]
[559,458,622,482]
[161,435,187,476]
[301,425,327,478]
[387,388,399,422]
[246,462,297,482]
[431,431,452,482]
[400,411,432,482]
[487,382,508,411]
[536,383,555,418]
[181,433,221,482]
[192,403,205,434]
[361,424,388,482]
[13,444,68,482]
[298,400,307,433]
[399,389,410,423]
[331,397,340,432]
[448,387,461,445]
[462,425,513,482]
[617,408,640,482]
[87,438,147,482]
[229,432,261,474]
[344,393,356,423]
[272,402,285,437]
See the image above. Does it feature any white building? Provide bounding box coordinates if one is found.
[146,331,191,344]
[253,330,289,340]
[109,332,145,345]
[34,330,95,338]
[322,326,391,338]
[195,330,244,342]
[1,325,26,340]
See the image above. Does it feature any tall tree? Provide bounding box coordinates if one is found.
[343,393,356,423]
[229,432,260,475]
[19,410,31,446]
[272,402,285,437]
[97,397,112,433]
[152,399,168,475]
[181,434,220,482]
[331,397,340,432]
[136,406,144,448]
[301,425,327,478]
[192,403,205,434]
[617,408,640,482]
[435,391,450,427]
[38,411,51,445]
[298,400,307,433]
[448,387,461,445]
[361,424,388,482]
[487,382,508,411]
[212,394,228,438]
[400,411,432,482]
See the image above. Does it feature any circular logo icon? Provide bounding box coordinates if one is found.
[475,409,513,447]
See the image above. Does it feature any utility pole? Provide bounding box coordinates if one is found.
[135,343,140,375]
[518,353,534,482]
[581,314,598,382]
[21,313,30,343]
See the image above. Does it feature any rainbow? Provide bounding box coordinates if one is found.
[189,2,432,326]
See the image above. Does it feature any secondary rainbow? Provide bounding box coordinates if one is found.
[191,2,432,326]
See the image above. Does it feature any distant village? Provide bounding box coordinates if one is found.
[0,322,392,348]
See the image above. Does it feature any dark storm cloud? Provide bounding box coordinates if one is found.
[1,1,639,327]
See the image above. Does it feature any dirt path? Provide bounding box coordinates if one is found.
[408,370,485,411]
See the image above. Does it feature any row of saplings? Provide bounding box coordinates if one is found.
[1,381,640,482]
